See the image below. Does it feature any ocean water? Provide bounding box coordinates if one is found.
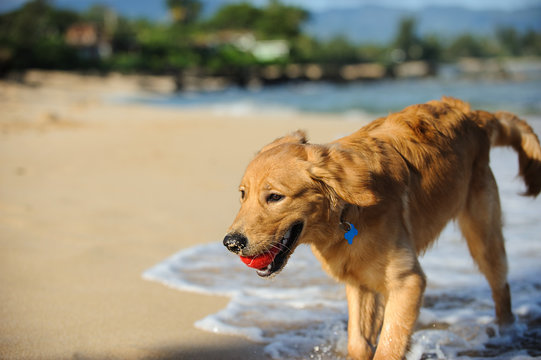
[143,145,541,359]
[124,78,541,116]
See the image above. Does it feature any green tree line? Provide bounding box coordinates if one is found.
[1,0,540,75]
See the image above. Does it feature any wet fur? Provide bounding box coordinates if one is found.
[226,97,541,360]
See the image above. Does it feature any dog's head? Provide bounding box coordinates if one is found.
[223,130,382,278]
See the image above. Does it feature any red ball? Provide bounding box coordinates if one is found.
[239,247,280,269]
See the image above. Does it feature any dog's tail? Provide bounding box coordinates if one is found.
[476,108,541,197]
[440,96,541,197]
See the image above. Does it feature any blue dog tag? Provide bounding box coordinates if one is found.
[344,223,358,245]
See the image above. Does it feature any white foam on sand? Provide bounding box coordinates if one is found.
[143,147,541,360]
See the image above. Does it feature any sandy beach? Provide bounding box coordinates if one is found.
[0,72,363,360]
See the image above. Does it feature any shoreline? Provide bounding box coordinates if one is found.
[6,56,541,93]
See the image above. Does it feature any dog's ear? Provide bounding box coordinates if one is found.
[259,130,308,154]
[306,145,379,209]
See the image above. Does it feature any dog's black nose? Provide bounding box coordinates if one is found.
[223,233,247,254]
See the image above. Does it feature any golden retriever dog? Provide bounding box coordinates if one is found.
[223,97,541,360]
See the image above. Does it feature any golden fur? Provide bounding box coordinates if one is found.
[224,97,541,360]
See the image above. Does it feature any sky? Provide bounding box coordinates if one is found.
[1,0,540,15]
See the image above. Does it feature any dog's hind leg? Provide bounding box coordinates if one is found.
[458,168,514,326]
[346,284,384,359]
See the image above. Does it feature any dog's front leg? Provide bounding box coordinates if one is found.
[346,283,383,360]
[373,258,426,360]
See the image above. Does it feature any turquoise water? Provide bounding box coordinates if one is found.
[127,78,541,115]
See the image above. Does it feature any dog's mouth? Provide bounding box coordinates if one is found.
[239,222,304,278]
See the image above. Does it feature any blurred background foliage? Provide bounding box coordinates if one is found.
[0,0,540,76]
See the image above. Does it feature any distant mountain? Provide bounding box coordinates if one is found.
[304,5,541,44]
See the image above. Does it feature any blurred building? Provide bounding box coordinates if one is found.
[65,23,112,60]
[232,34,289,62]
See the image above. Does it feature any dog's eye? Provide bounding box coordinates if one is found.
[267,193,284,203]
[240,190,245,200]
